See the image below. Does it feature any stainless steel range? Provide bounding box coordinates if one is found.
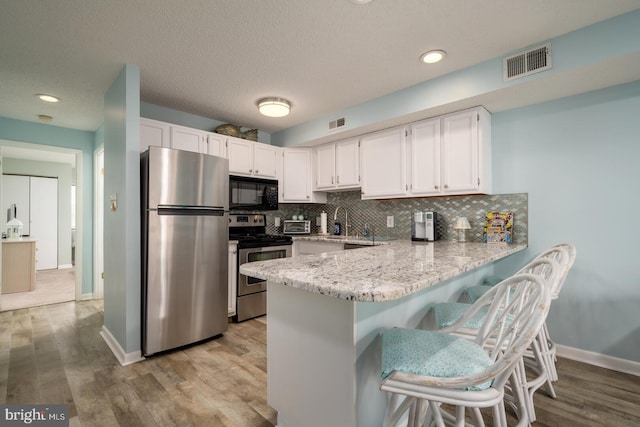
[229,214,292,322]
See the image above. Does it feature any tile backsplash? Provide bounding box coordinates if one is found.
[264,191,528,244]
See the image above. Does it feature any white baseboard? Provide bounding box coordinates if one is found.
[100,325,145,366]
[58,264,74,269]
[556,344,640,377]
[81,293,94,301]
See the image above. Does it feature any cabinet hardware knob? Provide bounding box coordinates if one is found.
[434,185,439,190]
[331,177,334,184]
[444,184,448,189]
[249,169,252,173]
[306,195,310,199]
[337,176,340,184]
[255,169,259,173]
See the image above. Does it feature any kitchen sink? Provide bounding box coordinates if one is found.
[355,236,395,242]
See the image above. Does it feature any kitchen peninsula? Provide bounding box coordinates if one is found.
[240,240,527,427]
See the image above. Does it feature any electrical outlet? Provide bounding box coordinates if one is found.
[274,217,281,227]
[386,215,394,228]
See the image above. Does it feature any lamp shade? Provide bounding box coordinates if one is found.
[258,98,291,117]
[453,217,471,230]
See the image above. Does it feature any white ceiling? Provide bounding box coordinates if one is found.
[1,0,639,135]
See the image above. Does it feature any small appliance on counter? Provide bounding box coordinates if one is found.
[283,220,311,235]
[412,211,438,242]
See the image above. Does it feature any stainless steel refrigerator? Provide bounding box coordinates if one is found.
[141,146,229,356]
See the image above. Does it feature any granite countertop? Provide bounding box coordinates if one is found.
[240,240,527,302]
[291,234,393,246]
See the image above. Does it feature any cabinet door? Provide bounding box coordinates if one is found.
[206,133,227,158]
[442,110,479,193]
[227,137,254,175]
[253,144,279,178]
[335,139,360,188]
[360,127,407,199]
[315,143,336,189]
[140,118,170,151]
[30,176,58,270]
[170,125,205,153]
[228,243,237,316]
[282,149,312,201]
[410,118,441,196]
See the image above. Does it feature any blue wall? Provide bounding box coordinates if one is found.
[0,117,95,295]
[491,81,640,362]
[103,64,142,354]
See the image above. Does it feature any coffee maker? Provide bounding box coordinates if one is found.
[412,211,438,241]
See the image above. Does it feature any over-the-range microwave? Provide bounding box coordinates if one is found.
[229,175,279,211]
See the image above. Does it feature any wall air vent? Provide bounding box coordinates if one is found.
[503,42,552,81]
[328,117,346,132]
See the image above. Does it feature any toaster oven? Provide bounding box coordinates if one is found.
[283,220,311,234]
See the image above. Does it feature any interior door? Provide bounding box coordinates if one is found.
[30,176,58,270]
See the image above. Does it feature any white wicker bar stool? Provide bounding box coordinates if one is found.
[380,273,551,427]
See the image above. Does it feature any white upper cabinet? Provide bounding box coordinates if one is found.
[409,117,441,196]
[206,133,227,158]
[140,118,170,151]
[315,143,335,189]
[360,107,491,200]
[169,125,206,153]
[441,107,491,195]
[281,148,327,203]
[360,127,407,199]
[227,137,254,175]
[253,143,279,178]
[227,136,278,178]
[315,139,360,190]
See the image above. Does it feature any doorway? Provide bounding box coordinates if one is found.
[0,140,83,311]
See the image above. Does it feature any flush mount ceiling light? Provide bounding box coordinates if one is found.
[350,0,374,4]
[258,98,291,117]
[36,93,61,103]
[420,50,447,64]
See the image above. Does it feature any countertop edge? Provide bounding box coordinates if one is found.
[241,241,527,302]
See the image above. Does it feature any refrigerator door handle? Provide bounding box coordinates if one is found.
[156,205,226,216]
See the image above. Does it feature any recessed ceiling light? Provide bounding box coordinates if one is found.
[420,50,447,64]
[37,94,61,103]
[258,98,291,117]
[38,114,53,122]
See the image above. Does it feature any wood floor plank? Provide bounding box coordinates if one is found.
[1,300,638,427]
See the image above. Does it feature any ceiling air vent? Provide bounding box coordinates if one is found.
[503,42,551,81]
[328,117,346,132]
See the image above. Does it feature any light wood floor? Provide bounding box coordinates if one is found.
[0,300,638,426]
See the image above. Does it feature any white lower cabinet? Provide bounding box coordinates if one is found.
[228,242,237,317]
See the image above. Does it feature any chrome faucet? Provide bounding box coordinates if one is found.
[334,206,350,237]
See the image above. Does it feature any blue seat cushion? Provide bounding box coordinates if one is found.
[381,328,493,390]
[464,285,493,303]
[433,302,487,329]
